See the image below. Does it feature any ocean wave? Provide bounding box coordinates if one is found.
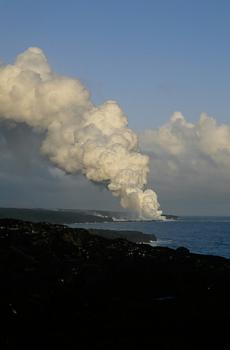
[149,239,173,247]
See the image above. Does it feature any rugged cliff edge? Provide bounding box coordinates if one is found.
[1,219,230,349]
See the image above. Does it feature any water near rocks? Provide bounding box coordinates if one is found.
[71,216,230,258]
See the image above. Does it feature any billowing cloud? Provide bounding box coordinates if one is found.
[140,113,230,215]
[0,47,163,219]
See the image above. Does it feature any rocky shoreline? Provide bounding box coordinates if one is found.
[1,219,230,348]
[85,228,157,243]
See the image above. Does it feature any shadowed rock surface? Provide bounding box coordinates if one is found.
[1,219,230,349]
[87,228,156,243]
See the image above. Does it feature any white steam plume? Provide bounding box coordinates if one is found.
[0,47,163,219]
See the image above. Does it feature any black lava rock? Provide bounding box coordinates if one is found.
[1,219,230,349]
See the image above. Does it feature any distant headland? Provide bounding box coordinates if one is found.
[0,207,177,224]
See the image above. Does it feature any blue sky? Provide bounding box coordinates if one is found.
[1,0,230,130]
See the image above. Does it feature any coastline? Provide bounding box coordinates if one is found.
[2,218,230,348]
[0,207,177,224]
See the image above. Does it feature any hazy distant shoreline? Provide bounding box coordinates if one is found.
[0,207,177,224]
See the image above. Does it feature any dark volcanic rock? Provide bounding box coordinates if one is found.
[1,219,230,349]
[87,228,156,243]
[0,207,114,223]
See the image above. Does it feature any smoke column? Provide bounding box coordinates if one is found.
[0,47,163,219]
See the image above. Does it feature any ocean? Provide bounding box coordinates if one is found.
[71,216,230,258]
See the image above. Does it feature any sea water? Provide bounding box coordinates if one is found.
[71,216,230,258]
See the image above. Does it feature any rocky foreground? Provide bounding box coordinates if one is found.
[1,219,230,349]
